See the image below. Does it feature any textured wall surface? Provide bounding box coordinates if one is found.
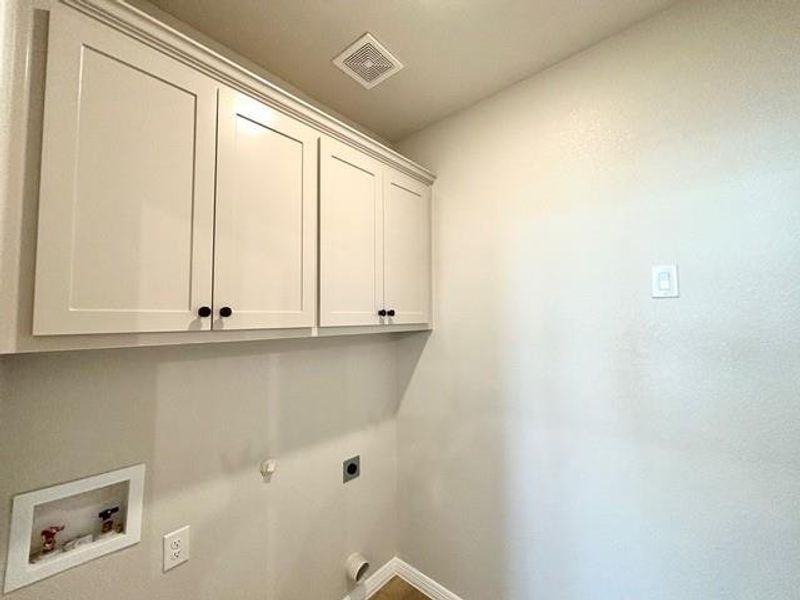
[396,0,800,598]
[0,337,406,600]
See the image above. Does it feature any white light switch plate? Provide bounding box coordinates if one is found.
[163,526,190,572]
[652,265,679,298]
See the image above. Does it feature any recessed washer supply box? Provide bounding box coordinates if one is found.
[4,464,145,593]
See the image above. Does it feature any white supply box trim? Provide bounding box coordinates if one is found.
[343,557,464,600]
[4,464,146,593]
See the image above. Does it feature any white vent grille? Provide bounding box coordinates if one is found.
[333,33,403,89]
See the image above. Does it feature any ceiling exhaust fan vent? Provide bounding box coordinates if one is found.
[333,33,404,89]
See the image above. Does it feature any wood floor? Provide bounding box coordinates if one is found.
[371,576,432,600]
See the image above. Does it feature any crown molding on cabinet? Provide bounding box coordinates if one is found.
[59,0,436,185]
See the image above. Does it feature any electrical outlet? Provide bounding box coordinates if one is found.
[343,455,360,483]
[163,526,190,572]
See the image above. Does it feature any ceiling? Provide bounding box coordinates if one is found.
[146,0,678,141]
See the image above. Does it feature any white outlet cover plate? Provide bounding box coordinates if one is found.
[163,526,190,572]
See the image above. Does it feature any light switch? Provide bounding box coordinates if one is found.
[652,265,679,298]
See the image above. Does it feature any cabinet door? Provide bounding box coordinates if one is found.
[213,88,318,330]
[33,7,217,335]
[319,138,384,326]
[383,168,432,325]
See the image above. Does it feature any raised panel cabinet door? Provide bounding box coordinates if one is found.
[319,138,384,327]
[32,6,217,335]
[383,168,432,325]
[213,88,318,330]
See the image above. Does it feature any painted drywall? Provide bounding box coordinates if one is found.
[0,337,405,600]
[396,0,800,598]
[140,0,677,141]
[0,0,24,351]
[0,0,13,233]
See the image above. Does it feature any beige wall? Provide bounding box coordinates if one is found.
[5,0,800,598]
[396,0,800,598]
[0,337,406,600]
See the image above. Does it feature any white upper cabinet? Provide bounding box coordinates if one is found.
[24,3,433,349]
[213,88,318,330]
[33,7,217,335]
[319,138,384,327]
[320,138,432,328]
[383,169,432,325]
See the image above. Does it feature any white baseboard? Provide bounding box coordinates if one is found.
[342,557,463,600]
[342,557,398,600]
[392,558,463,600]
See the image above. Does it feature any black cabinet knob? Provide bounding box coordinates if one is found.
[378,309,387,317]
[387,309,396,317]
[197,306,212,318]
[219,306,233,318]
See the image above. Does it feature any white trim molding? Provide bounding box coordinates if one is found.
[394,559,464,600]
[58,0,435,185]
[342,557,398,600]
[4,464,146,593]
[343,557,464,600]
